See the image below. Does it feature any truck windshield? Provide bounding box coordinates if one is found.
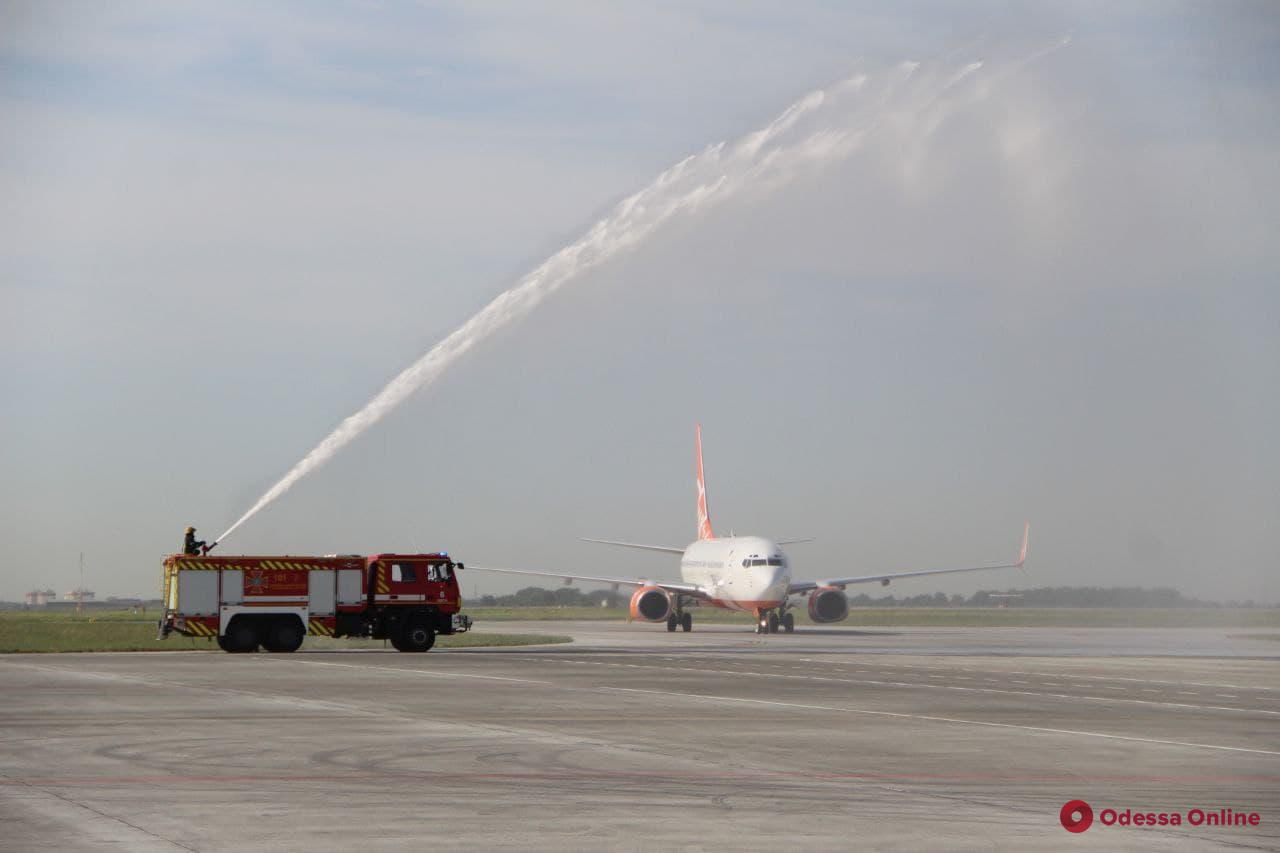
[427,564,453,582]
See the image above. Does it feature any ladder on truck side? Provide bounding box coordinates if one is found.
[157,559,178,639]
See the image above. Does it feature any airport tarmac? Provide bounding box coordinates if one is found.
[2,622,1277,851]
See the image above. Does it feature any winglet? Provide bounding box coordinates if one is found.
[695,424,714,540]
[1016,522,1030,569]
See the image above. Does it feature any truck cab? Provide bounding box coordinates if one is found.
[357,553,470,651]
[381,556,458,605]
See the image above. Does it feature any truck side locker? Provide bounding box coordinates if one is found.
[222,570,244,605]
[309,570,335,617]
[178,570,218,617]
[337,569,362,606]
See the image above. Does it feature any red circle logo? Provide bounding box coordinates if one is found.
[1060,800,1093,833]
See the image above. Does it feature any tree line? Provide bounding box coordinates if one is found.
[470,585,1264,609]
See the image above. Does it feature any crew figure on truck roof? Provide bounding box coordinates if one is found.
[183,526,208,556]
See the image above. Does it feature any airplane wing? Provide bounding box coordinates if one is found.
[787,522,1029,595]
[579,538,686,555]
[466,564,711,599]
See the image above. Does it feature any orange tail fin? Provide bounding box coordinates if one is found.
[696,424,714,540]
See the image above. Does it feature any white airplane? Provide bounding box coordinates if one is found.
[472,426,1029,634]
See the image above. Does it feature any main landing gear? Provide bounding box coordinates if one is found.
[666,609,693,633]
[755,608,795,635]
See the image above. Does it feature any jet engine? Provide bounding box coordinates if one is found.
[807,586,849,623]
[629,585,673,622]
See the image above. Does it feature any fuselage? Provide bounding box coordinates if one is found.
[679,536,790,612]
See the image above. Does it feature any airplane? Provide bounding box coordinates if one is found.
[471,425,1029,634]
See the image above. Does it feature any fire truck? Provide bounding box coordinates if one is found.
[157,552,471,653]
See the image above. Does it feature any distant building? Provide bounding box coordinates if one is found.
[24,589,57,606]
[62,588,95,602]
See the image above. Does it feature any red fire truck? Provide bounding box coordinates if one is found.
[158,552,471,653]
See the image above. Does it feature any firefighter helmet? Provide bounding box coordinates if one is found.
[185,526,196,533]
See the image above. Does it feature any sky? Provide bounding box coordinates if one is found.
[2,2,1277,604]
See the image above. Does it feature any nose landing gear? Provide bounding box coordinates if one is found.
[755,608,796,634]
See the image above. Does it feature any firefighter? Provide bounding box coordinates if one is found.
[183,526,208,556]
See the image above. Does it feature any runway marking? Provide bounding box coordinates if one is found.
[0,659,707,774]
[600,686,1280,757]
[1,771,200,851]
[970,668,1278,693]
[266,658,556,685]
[790,658,1280,692]
[282,654,1280,728]
[7,656,1278,793]
[0,657,555,691]
[778,656,1280,696]
[520,656,1280,718]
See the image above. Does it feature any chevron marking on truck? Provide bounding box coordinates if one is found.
[308,619,334,636]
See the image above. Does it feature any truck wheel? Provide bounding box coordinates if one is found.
[396,619,435,653]
[222,618,260,653]
[263,618,305,653]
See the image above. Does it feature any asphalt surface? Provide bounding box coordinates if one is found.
[2,622,1278,851]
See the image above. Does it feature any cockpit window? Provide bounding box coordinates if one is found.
[767,557,785,566]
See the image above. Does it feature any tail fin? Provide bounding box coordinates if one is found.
[1016,522,1030,569]
[695,424,714,540]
